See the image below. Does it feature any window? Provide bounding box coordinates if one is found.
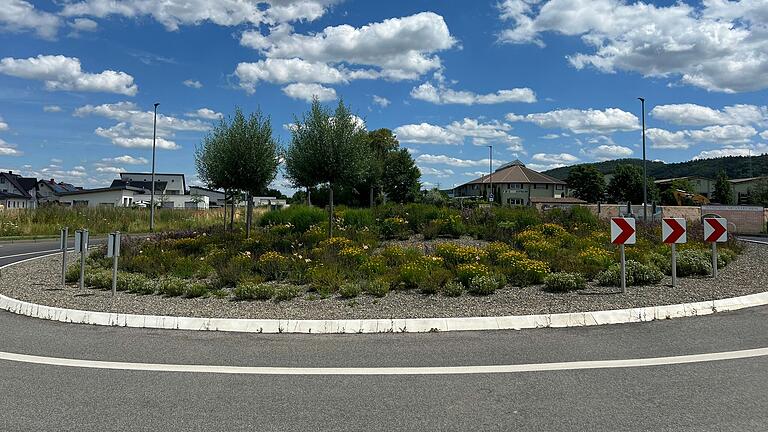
[556,185,564,190]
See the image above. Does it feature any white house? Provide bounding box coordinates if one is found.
[37,179,80,205]
[56,185,148,207]
[119,172,186,195]
[0,171,38,209]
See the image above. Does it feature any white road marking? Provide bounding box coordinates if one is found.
[1,347,766,375]
[0,249,69,260]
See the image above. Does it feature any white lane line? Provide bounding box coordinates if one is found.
[1,347,766,375]
[0,249,68,260]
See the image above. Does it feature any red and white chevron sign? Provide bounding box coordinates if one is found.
[662,218,686,244]
[611,217,636,245]
[704,217,728,243]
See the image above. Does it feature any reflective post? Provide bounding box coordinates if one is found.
[60,227,68,286]
[620,244,626,294]
[712,242,718,278]
[108,231,121,296]
[671,243,677,288]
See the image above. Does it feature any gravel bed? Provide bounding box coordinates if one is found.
[0,243,765,320]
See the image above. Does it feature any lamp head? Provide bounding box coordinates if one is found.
[154,103,160,108]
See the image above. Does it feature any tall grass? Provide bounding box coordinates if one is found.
[0,207,230,237]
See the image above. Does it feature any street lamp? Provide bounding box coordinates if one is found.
[488,145,493,203]
[638,97,647,221]
[150,102,159,232]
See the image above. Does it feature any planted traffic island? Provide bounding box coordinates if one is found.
[0,205,762,321]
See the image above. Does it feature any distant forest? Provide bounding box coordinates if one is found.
[544,154,768,180]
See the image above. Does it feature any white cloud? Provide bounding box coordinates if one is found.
[419,166,455,178]
[186,108,223,120]
[0,0,60,39]
[393,123,462,145]
[61,0,339,31]
[416,154,491,168]
[761,131,768,140]
[464,171,490,177]
[95,166,125,173]
[0,138,22,156]
[582,144,633,161]
[183,79,203,89]
[68,18,98,32]
[531,153,579,164]
[650,104,767,127]
[43,105,63,113]
[102,155,148,165]
[687,125,757,144]
[75,101,211,150]
[507,108,639,134]
[235,58,348,93]
[693,144,768,160]
[239,11,456,85]
[647,128,690,149]
[411,82,536,105]
[540,133,560,140]
[0,55,138,96]
[0,116,7,131]
[498,0,768,93]
[281,83,336,102]
[372,95,390,108]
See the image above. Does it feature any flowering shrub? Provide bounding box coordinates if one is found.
[381,217,410,240]
[538,223,567,238]
[339,282,362,298]
[467,274,505,295]
[434,243,486,267]
[485,241,512,264]
[544,272,586,292]
[455,262,491,287]
[442,280,464,297]
[596,260,664,286]
[339,246,367,265]
[578,246,613,270]
[318,237,354,254]
[364,278,390,297]
[233,281,274,300]
[257,251,290,281]
[496,251,549,286]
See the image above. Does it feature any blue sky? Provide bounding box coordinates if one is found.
[0,0,767,192]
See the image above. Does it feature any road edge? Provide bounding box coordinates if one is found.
[1,252,767,334]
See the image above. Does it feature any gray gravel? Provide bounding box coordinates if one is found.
[0,242,765,320]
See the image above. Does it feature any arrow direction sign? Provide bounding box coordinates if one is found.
[704,217,728,243]
[662,218,687,244]
[611,217,636,245]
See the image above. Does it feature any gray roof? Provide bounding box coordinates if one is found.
[459,160,566,187]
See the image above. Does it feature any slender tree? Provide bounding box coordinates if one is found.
[713,170,734,204]
[382,148,421,203]
[285,98,370,237]
[607,164,658,204]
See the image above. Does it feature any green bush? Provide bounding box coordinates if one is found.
[259,205,326,233]
[308,264,346,294]
[339,282,362,298]
[257,251,290,281]
[416,268,452,294]
[364,279,390,298]
[596,260,664,287]
[273,285,304,302]
[675,249,712,277]
[442,280,463,297]
[456,263,491,287]
[156,276,187,297]
[543,272,587,292]
[85,269,112,290]
[381,217,410,240]
[211,253,253,287]
[65,263,81,283]
[117,272,152,293]
[339,208,375,230]
[183,282,209,298]
[233,282,274,301]
[467,274,504,295]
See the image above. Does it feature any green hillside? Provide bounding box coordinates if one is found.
[544,155,768,181]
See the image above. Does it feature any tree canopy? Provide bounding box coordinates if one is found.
[565,165,605,203]
[382,148,421,203]
[713,170,734,204]
[606,164,659,204]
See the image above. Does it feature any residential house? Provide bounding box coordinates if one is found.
[453,160,568,206]
[37,179,80,205]
[729,176,768,204]
[0,171,37,209]
[117,173,208,209]
[56,184,149,207]
[655,176,714,198]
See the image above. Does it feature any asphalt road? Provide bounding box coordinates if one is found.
[0,241,766,431]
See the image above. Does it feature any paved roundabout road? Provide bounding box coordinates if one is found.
[0,241,766,431]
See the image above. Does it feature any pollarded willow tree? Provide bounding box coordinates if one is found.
[195,107,279,237]
[284,98,370,237]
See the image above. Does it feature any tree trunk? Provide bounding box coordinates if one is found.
[229,193,235,232]
[223,190,228,231]
[328,184,334,238]
[307,187,312,206]
[245,192,253,239]
[369,186,374,208]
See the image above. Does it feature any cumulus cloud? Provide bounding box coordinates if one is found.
[507,108,639,134]
[395,118,523,151]
[186,108,223,120]
[0,116,7,131]
[410,82,536,105]
[43,105,63,113]
[68,17,98,33]
[497,0,768,93]
[102,155,148,165]
[95,166,125,173]
[0,0,60,39]
[651,103,767,127]
[372,95,390,108]
[761,131,768,140]
[236,12,456,95]
[531,153,579,165]
[0,55,138,96]
[183,79,203,89]
[582,144,633,161]
[60,0,339,31]
[647,128,690,149]
[0,138,22,156]
[693,144,768,160]
[416,154,492,168]
[75,101,211,150]
[281,83,337,102]
[419,166,455,178]
[648,125,758,149]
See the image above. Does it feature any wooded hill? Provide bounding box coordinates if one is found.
[544,154,768,181]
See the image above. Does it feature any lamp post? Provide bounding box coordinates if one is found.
[638,97,647,221]
[149,102,159,232]
[488,145,493,203]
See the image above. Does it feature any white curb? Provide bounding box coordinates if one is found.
[1,251,768,334]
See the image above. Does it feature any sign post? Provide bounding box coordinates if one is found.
[60,227,68,285]
[662,218,687,288]
[611,217,636,293]
[703,217,727,278]
[74,229,89,290]
[107,231,121,296]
